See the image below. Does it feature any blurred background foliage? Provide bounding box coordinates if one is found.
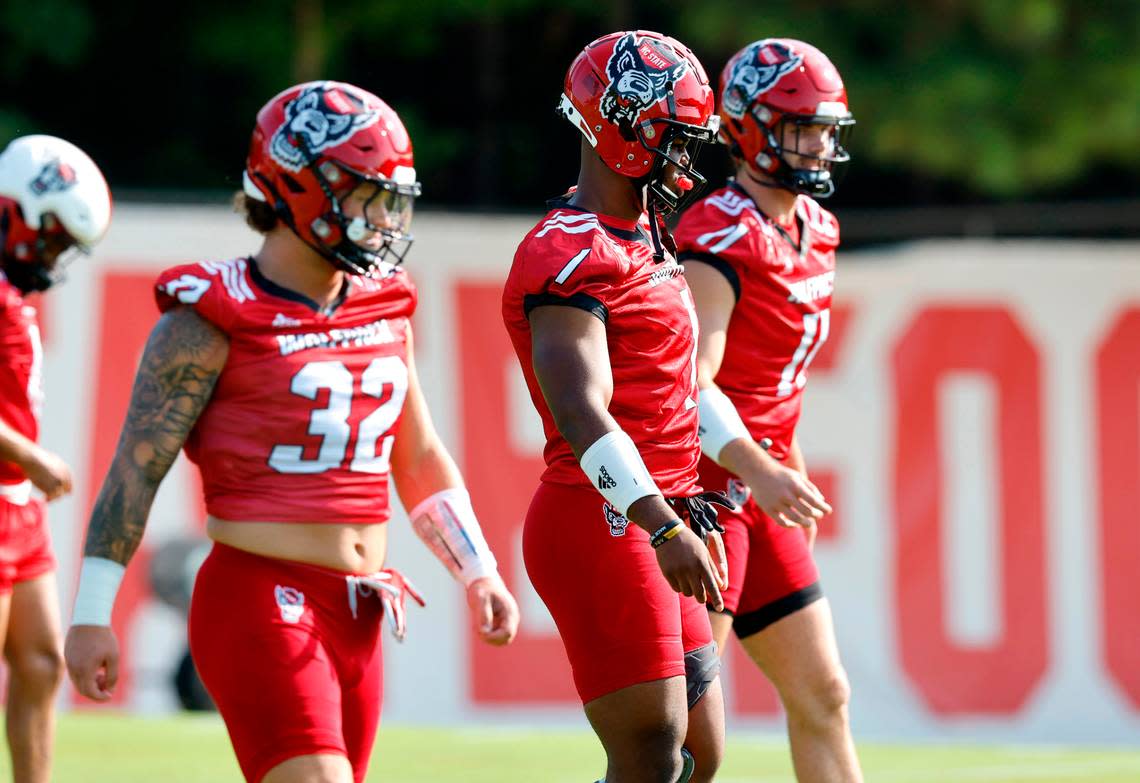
[1,0,1137,212]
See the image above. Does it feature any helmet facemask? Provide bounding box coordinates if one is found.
[306,158,421,275]
[637,114,720,214]
[748,105,854,198]
[0,206,83,293]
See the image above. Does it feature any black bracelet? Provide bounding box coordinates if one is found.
[649,519,683,549]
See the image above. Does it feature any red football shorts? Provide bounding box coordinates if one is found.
[0,496,56,594]
[699,456,821,635]
[188,543,385,783]
[523,481,713,705]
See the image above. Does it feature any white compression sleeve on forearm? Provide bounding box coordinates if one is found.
[71,557,126,626]
[578,429,661,516]
[697,385,751,464]
[408,487,498,586]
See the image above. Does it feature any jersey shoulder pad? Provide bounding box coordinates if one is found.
[513,210,626,297]
[154,258,257,333]
[797,196,840,247]
[675,188,759,266]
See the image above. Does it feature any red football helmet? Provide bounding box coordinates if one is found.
[718,39,854,197]
[558,30,719,212]
[0,135,111,292]
[243,81,422,275]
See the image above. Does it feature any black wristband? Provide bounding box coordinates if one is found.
[649,519,683,549]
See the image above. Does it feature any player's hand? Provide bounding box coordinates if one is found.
[466,574,519,646]
[64,625,119,701]
[655,526,724,612]
[21,445,72,502]
[706,529,729,591]
[803,519,818,551]
[747,462,831,529]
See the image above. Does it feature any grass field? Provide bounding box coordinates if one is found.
[19,713,1140,782]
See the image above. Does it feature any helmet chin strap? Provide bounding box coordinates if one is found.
[742,155,834,198]
[634,179,668,263]
[648,201,666,262]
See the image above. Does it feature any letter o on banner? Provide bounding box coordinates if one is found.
[892,306,1048,714]
[1097,308,1140,708]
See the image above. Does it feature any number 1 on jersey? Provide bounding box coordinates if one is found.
[268,356,409,475]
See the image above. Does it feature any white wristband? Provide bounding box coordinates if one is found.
[71,557,126,627]
[698,385,751,464]
[408,487,498,587]
[579,430,661,516]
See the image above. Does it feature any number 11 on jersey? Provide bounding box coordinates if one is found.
[777,308,830,398]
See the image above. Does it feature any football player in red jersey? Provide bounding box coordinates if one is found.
[0,134,111,783]
[674,39,863,782]
[503,31,730,783]
[63,82,519,783]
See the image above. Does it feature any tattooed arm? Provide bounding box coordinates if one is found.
[65,306,227,701]
[84,306,229,564]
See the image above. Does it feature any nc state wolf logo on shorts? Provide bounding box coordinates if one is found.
[269,83,380,172]
[721,41,803,120]
[600,33,688,130]
[602,502,630,537]
[28,159,77,196]
[274,585,306,623]
[726,477,751,507]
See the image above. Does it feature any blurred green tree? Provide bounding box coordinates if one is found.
[678,0,1140,196]
[0,0,1136,207]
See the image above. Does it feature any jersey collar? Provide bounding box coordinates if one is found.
[546,195,650,246]
[727,179,805,257]
[247,256,350,316]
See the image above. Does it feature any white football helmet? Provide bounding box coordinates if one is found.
[0,134,111,291]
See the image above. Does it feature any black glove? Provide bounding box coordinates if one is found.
[667,491,736,541]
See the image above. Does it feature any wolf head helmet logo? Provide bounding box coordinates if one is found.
[28,159,77,196]
[269,83,381,173]
[721,41,803,121]
[599,33,689,132]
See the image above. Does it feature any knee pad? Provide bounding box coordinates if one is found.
[594,747,695,783]
[684,642,722,710]
[677,747,695,782]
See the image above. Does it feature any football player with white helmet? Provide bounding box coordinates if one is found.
[0,134,111,783]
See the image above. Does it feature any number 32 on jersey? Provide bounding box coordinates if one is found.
[268,356,408,475]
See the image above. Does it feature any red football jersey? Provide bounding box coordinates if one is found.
[0,276,43,485]
[502,205,702,497]
[154,257,416,524]
[674,183,838,461]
